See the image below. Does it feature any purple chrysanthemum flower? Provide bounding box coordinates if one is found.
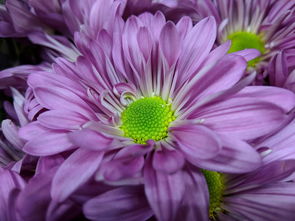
[200,160,295,220]
[19,11,295,220]
[167,0,295,85]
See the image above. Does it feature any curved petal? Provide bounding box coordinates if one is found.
[84,186,153,221]
[0,169,25,221]
[159,21,181,67]
[38,110,87,130]
[194,135,262,173]
[199,100,289,140]
[19,122,48,141]
[226,160,295,191]
[101,156,144,181]
[23,131,75,156]
[143,157,185,221]
[225,183,295,221]
[68,129,113,151]
[175,168,209,221]
[178,16,216,83]
[171,124,222,160]
[235,86,295,113]
[231,49,261,62]
[144,159,209,221]
[192,54,247,100]
[152,147,185,174]
[51,149,103,202]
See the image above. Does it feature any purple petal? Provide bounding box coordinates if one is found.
[68,129,113,151]
[175,168,209,221]
[35,155,65,175]
[51,148,104,202]
[0,168,25,221]
[28,74,95,119]
[137,27,153,61]
[231,49,261,62]
[186,53,247,104]
[1,119,23,149]
[115,143,153,158]
[23,131,75,156]
[257,119,295,163]
[16,170,52,221]
[84,186,153,221]
[225,183,295,221]
[101,157,144,181]
[152,147,185,174]
[159,21,181,67]
[144,159,209,221]
[144,157,185,221]
[227,160,295,191]
[198,96,290,140]
[171,124,222,160]
[18,122,48,141]
[38,110,87,130]
[194,135,262,173]
[178,16,216,83]
[236,86,295,113]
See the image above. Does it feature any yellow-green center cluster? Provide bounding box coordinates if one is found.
[202,170,225,220]
[121,96,175,144]
[227,31,266,67]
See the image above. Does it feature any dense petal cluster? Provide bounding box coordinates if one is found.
[0,0,295,221]
[162,0,295,87]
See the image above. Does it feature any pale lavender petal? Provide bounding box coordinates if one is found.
[1,119,23,149]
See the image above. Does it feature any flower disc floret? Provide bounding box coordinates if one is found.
[121,97,175,144]
[227,31,265,67]
[202,170,225,219]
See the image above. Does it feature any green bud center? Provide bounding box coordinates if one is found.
[120,97,175,144]
[227,31,265,67]
[202,170,225,219]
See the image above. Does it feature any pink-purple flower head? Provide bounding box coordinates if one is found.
[19,12,295,220]
[168,0,295,86]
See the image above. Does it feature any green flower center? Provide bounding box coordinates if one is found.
[202,170,225,219]
[227,31,265,67]
[120,97,175,144]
